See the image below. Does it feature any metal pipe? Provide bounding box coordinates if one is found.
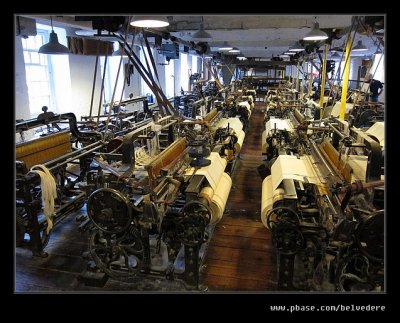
[340,33,352,120]
[301,60,305,98]
[43,140,103,165]
[115,118,153,136]
[337,180,384,195]
[16,113,101,140]
[45,143,104,172]
[116,34,137,110]
[327,122,345,138]
[143,33,160,84]
[89,55,99,118]
[104,53,124,137]
[94,157,129,182]
[97,55,108,121]
[121,43,167,115]
[120,39,177,116]
[319,43,328,114]
[308,61,313,97]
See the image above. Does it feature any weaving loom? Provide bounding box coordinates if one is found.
[16,131,72,169]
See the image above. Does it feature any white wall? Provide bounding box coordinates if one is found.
[15,36,30,121]
[69,54,103,120]
[124,46,141,98]
[372,54,385,102]
[164,60,175,98]
[349,57,362,81]
[52,55,72,114]
[16,38,206,126]
[203,58,210,80]
[174,57,181,96]
[155,51,166,94]
[180,53,189,92]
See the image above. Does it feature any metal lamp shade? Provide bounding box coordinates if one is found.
[192,24,212,40]
[38,31,70,54]
[303,22,328,41]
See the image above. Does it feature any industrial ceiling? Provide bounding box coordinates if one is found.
[19,14,384,59]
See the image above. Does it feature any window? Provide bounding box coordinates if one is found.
[180,53,189,92]
[139,47,155,97]
[164,59,175,98]
[22,23,71,118]
[371,54,384,82]
[191,55,198,74]
[100,56,125,104]
[22,30,53,117]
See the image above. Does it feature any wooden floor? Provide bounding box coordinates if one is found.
[15,101,277,292]
[200,102,277,290]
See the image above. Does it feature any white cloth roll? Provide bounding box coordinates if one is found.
[265,117,294,134]
[261,175,273,228]
[261,175,286,229]
[261,130,267,154]
[184,152,227,190]
[366,122,384,147]
[210,172,232,224]
[199,186,214,205]
[271,155,319,191]
[216,117,243,135]
[238,101,251,115]
[234,129,245,152]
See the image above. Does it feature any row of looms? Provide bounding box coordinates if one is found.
[16,82,256,290]
[259,81,384,291]
[16,78,384,291]
[15,14,385,292]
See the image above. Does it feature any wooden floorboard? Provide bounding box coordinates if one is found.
[213,224,269,239]
[210,235,271,252]
[219,215,265,228]
[200,274,275,291]
[201,103,277,291]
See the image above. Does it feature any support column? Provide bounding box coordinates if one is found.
[319,43,328,117]
[340,35,352,120]
[308,61,313,97]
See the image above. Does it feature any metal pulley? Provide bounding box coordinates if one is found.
[178,200,212,246]
[87,188,132,234]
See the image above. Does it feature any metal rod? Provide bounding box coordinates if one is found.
[300,60,305,98]
[308,61,313,97]
[144,33,160,83]
[104,53,124,137]
[121,39,176,116]
[319,44,328,114]
[43,140,103,165]
[140,38,165,114]
[309,139,336,177]
[340,34,352,120]
[97,55,108,122]
[45,143,104,172]
[327,122,345,138]
[114,118,153,136]
[94,157,129,181]
[89,55,99,118]
[116,32,137,116]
